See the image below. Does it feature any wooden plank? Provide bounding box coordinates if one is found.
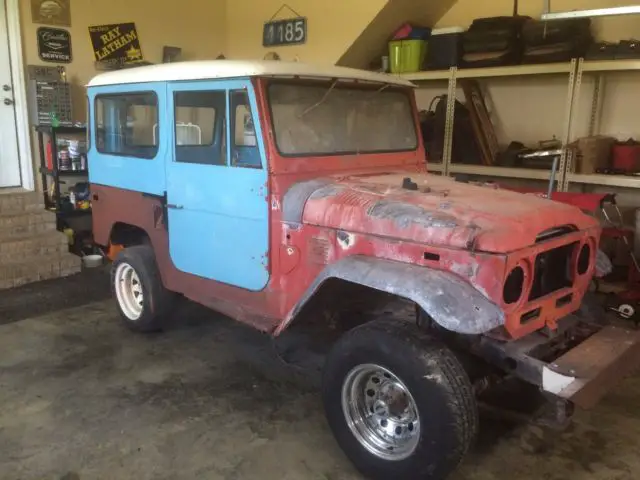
[461,80,494,166]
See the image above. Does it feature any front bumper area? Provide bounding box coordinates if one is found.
[543,325,640,408]
[476,317,640,408]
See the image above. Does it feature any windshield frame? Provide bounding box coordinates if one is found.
[265,78,419,158]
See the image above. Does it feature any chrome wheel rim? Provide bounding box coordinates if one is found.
[114,263,144,321]
[341,363,420,461]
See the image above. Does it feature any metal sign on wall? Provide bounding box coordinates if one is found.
[88,22,143,67]
[27,65,64,82]
[31,0,71,27]
[37,27,72,63]
[263,17,307,47]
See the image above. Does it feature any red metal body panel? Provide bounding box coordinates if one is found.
[92,77,602,341]
[301,173,597,253]
[500,186,610,212]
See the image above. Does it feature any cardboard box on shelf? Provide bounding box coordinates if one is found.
[571,135,616,173]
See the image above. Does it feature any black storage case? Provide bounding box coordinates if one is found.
[461,15,529,68]
[521,18,593,64]
[425,27,465,70]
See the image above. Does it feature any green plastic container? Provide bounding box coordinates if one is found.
[389,39,427,73]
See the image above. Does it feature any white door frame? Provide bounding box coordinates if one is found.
[5,0,34,191]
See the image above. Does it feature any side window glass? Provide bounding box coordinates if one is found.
[174,91,226,165]
[95,92,158,158]
[231,90,261,169]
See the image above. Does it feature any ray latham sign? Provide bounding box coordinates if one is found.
[89,23,143,67]
[37,27,72,63]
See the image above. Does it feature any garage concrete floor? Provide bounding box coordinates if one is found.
[1,271,640,480]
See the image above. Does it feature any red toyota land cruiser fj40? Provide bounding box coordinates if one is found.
[87,61,640,480]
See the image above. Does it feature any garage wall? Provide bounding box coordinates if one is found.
[338,0,458,68]
[19,0,227,120]
[224,0,388,63]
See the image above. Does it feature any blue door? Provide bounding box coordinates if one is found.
[165,80,269,291]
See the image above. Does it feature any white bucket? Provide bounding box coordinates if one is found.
[82,254,103,268]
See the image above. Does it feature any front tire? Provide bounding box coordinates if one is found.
[322,319,477,480]
[111,245,174,333]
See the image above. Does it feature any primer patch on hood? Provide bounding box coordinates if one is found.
[368,200,458,229]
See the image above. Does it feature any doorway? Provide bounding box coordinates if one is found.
[0,0,21,188]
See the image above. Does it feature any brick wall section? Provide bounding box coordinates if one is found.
[0,193,81,290]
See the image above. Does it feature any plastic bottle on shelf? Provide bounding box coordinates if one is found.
[58,140,71,171]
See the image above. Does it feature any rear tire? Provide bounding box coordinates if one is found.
[322,319,477,480]
[111,245,174,333]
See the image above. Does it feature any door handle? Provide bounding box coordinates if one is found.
[167,204,183,209]
[3,98,14,106]
[2,84,11,91]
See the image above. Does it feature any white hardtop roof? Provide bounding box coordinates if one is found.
[87,60,414,88]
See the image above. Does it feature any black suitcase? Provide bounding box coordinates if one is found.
[522,18,592,63]
[462,15,529,68]
[522,18,591,46]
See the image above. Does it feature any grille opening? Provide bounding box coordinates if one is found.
[528,242,577,301]
[556,293,573,308]
[535,225,577,243]
[503,266,525,304]
[521,308,541,324]
[577,244,591,275]
[423,251,441,262]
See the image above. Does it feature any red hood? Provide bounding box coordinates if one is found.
[298,172,599,253]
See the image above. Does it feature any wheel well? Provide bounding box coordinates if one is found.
[276,279,494,387]
[285,278,417,344]
[109,222,150,247]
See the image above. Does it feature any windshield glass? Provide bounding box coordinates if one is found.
[268,82,417,156]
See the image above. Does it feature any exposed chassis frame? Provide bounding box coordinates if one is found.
[473,315,640,409]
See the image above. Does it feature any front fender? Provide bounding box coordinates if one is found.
[278,256,504,335]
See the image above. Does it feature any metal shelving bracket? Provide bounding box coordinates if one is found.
[559,58,580,192]
[442,67,457,177]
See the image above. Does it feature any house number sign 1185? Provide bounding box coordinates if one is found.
[263,17,307,47]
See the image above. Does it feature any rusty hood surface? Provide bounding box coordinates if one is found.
[292,172,599,253]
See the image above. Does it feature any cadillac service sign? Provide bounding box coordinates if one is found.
[37,27,72,63]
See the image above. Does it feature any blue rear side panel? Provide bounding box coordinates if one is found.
[87,82,167,195]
